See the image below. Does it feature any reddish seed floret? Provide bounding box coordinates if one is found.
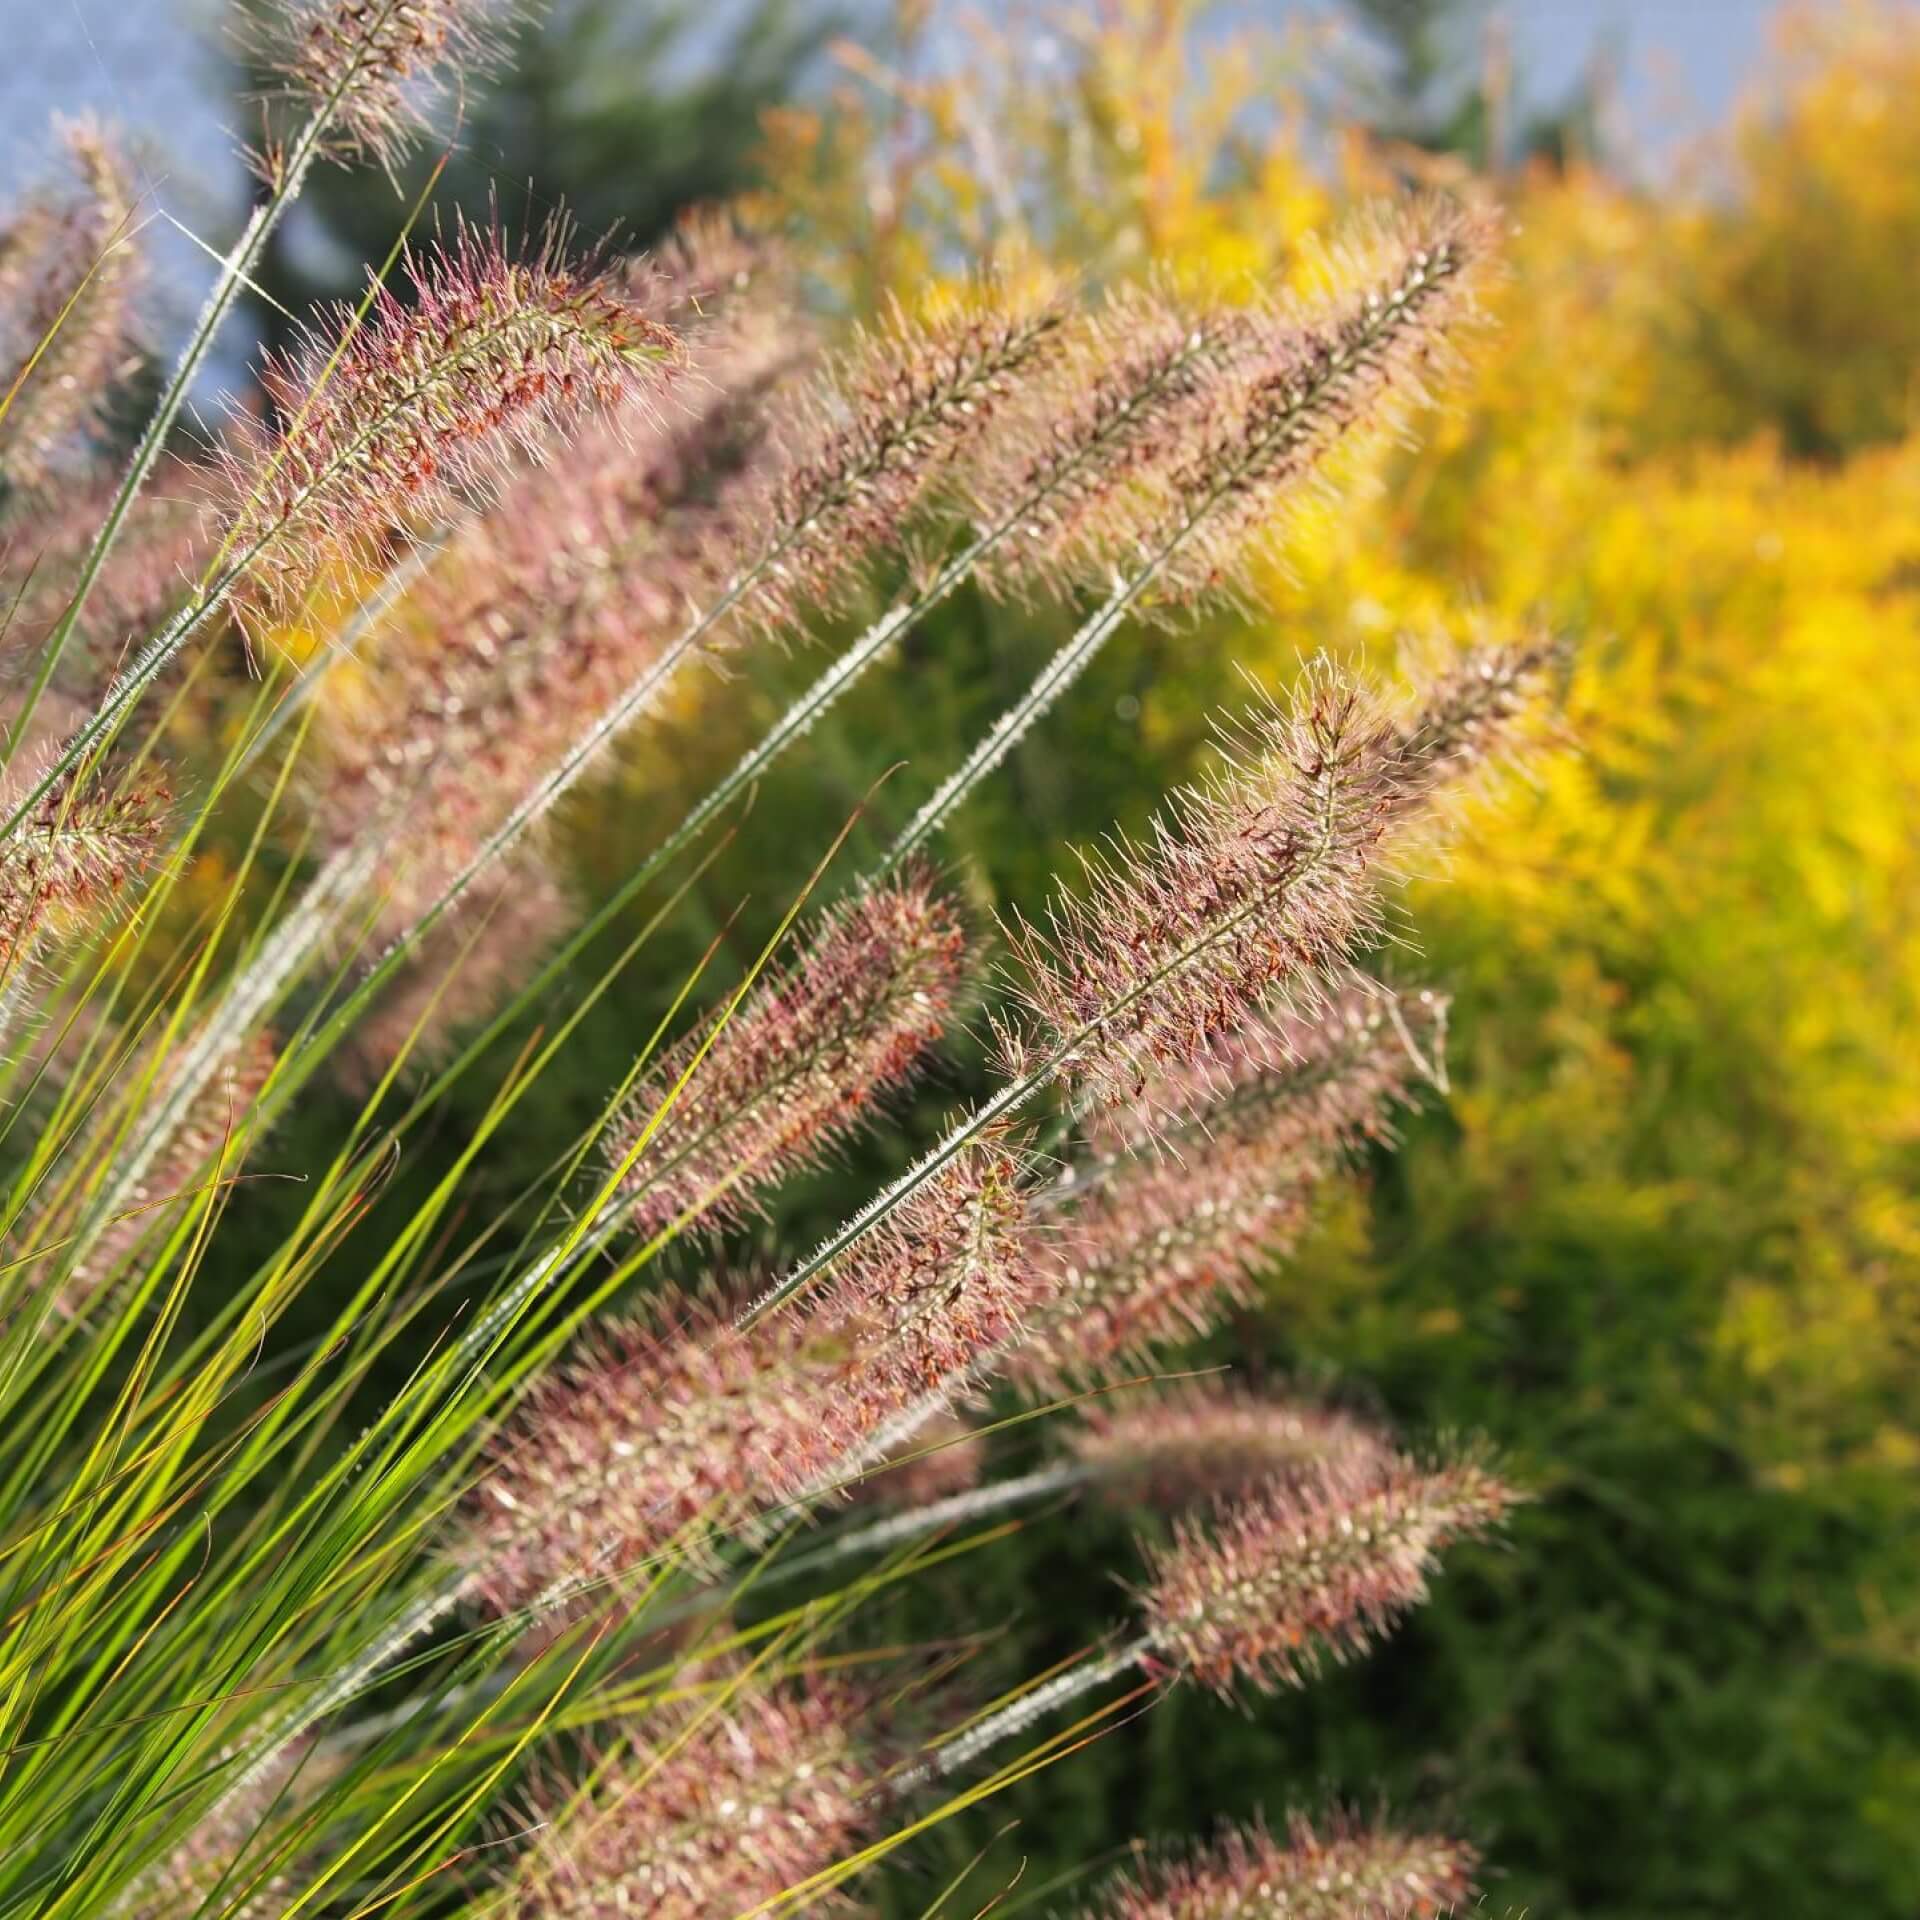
[1,479,207,717]
[462,1137,1033,1610]
[1379,629,1570,818]
[1005,638,1554,1110]
[310,241,794,917]
[1140,1450,1518,1695]
[216,219,678,632]
[271,0,516,169]
[729,281,1070,639]
[606,874,971,1240]
[0,757,169,976]
[1093,1809,1479,1920]
[1070,1382,1391,1513]
[0,118,142,491]
[1014,984,1438,1392]
[960,284,1247,603]
[509,1682,878,1918]
[1146,201,1500,608]
[852,1412,986,1510]
[1093,976,1447,1155]
[1002,656,1399,1107]
[1014,1137,1312,1392]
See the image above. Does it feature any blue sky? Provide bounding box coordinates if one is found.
[1498,0,1776,127]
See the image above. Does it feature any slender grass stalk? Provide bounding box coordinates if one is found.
[877,574,1132,878]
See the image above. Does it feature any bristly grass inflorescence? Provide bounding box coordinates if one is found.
[216,217,679,635]
[0,25,1562,1909]
[605,871,972,1239]
[507,1679,883,1919]
[1140,1449,1520,1694]
[461,1134,1034,1611]
[1086,1809,1481,1920]
[0,119,142,495]
[267,0,520,171]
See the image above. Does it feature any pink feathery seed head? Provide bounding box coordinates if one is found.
[730,275,1071,639]
[1019,982,1445,1390]
[1116,196,1500,612]
[1378,629,1570,824]
[621,206,796,332]
[961,284,1250,603]
[2,477,208,709]
[1070,1382,1391,1514]
[0,756,170,968]
[268,0,518,170]
[462,1139,1033,1610]
[1010,1138,1310,1394]
[1095,976,1449,1157]
[606,873,972,1241]
[306,264,798,911]
[457,1285,802,1611]
[1139,1448,1519,1696]
[1003,654,1406,1108]
[121,1735,337,1920]
[797,1130,1037,1422]
[1097,1810,1479,1920]
[216,217,680,632]
[0,117,143,490]
[509,1680,881,1918]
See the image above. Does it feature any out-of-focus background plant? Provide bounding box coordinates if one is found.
[4,0,1915,1913]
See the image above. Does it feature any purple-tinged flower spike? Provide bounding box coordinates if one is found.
[309,246,795,920]
[0,118,142,492]
[2,478,207,717]
[851,1412,986,1510]
[57,1028,279,1313]
[1012,997,1439,1394]
[1069,1383,1391,1514]
[1136,199,1500,610]
[1003,641,1553,1109]
[461,1137,1034,1611]
[1140,1449,1518,1696]
[607,874,972,1240]
[1001,657,1395,1108]
[727,278,1070,641]
[507,1681,880,1918]
[266,0,517,171]
[1092,1810,1479,1920]
[1378,629,1571,821]
[215,218,679,633]
[0,757,168,977]
[1012,1137,1311,1394]
[1094,977,1448,1157]
[958,283,1247,604]
[118,1736,335,1920]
